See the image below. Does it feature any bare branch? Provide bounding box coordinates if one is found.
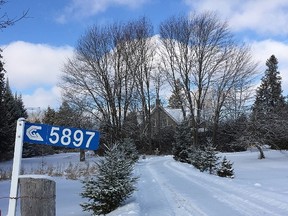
[0,1,29,30]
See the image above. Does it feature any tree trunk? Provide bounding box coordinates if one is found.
[255,144,265,159]
[80,149,85,161]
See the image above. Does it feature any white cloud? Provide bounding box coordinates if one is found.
[2,41,73,89]
[23,87,62,110]
[250,39,288,95]
[184,0,288,95]
[184,0,288,36]
[1,41,74,109]
[56,0,149,23]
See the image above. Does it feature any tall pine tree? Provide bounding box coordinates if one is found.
[0,50,28,160]
[253,55,285,116]
[0,48,10,160]
[14,93,28,120]
[251,55,288,150]
[42,106,56,125]
[0,3,28,160]
[168,79,185,109]
[3,80,18,157]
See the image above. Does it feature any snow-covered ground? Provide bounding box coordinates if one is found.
[1,149,288,215]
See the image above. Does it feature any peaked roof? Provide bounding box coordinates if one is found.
[151,104,185,125]
[164,107,185,124]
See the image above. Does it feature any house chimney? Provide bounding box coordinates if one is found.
[156,98,161,107]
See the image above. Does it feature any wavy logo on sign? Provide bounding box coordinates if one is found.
[26,125,44,141]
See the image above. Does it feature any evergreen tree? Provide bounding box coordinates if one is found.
[189,139,220,174]
[54,101,94,129]
[189,148,205,170]
[253,55,285,116]
[81,144,138,215]
[199,140,220,174]
[251,55,288,150]
[7,86,30,158]
[122,111,140,142]
[0,49,10,160]
[42,106,57,125]
[0,6,28,160]
[4,81,27,121]
[55,101,79,127]
[173,120,193,163]
[168,79,185,109]
[3,80,19,157]
[14,93,28,119]
[119,138,139,163]
[217,114,248,152]
[217,156,234,178]
[0,77,28,160]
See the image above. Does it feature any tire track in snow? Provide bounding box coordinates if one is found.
[165,160,288,216]
[146,159,209,216]
[136,157,208,216]
[135,159,174,216]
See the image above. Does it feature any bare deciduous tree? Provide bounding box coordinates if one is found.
[60,18,155,143]
[129,18,155,151]
[209,45,258,144]
[159,12,258,146]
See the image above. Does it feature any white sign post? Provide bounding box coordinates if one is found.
[7,118,100,216]
[7,118,26,216]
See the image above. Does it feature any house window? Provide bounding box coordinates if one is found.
[152,119,156,127]
[161,118,169,128]
[166,118,170,126]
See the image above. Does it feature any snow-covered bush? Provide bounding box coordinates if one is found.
[189,140,220,174]
[0,168,11,180]
[201,141,220,174]
[173,120,193,163]
[189,148,205,170]
[80,144,138,215]
[217,156,234,178]
[119,138,139,163]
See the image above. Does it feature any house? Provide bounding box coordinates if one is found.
[150,99,184,135]
[150,99,208,135]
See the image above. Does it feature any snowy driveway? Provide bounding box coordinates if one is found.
[118,156,288,216]
[1,152,288,216]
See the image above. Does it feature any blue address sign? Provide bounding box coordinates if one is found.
[23,122,100,150]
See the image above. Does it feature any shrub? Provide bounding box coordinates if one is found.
[119,138,139,163]
[201,141,220,174]
[81,144,138,215]
[189,140,220,174]
[173,120,193,163]
[217,156,234,178]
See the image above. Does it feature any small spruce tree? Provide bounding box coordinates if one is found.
[119,138,139,163]
[173,120,193,163]
[189,148,205,170]
[192,140,219,174]
[203,141,220,174]
[217,156,234,178]
[81,144,138,215]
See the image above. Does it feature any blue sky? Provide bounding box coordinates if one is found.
[1,0,288,109]
[1,0,189,46]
